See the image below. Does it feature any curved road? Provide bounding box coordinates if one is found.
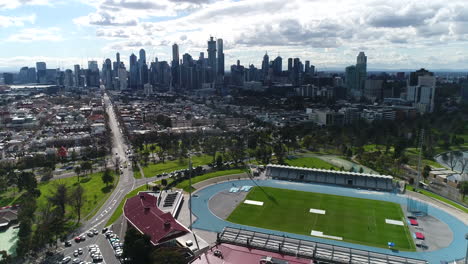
[58,93,137,264]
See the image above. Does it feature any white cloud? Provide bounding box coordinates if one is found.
[7,27,64,42]
[4,0,468,69]
[0,0,54,9]
[0,14,36,27]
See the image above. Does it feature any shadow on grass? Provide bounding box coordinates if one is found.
[247,177,278,205]
[101,185,113,193]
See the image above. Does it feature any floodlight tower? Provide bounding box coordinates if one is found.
[415,129,425,188]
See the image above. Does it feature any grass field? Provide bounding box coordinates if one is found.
[37,171,117,220]
[405,185,468,213]
[176,169,245,192]
[227,186,415,251]
[141,154,212,178]
[285,157,336,170]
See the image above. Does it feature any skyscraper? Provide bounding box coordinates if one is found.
[261,52,269,80]
[207,37,217,82]
[27,67,36,83]
[87,61,100,87]
[115,52,121,77]
[356,52,367,92]
[406,69,436,113]
[36,62,47,83]
[272,56,282,76]
[74,64,81,87]
[287,58,293,72]
[103,59,113,89]
[139,49,146,65]
[129,53,138,89]
[172,43,180,89]
[19,67,29,83]
[64,69,73,88]
[217,38,224,77]
[345,65,357,92]
[305,61,310,74]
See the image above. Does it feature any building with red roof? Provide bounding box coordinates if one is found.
[123,192,189,246]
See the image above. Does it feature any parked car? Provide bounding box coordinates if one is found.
[61,256,71,263]
[64,241,72,247]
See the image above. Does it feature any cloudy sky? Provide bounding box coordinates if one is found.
[1,0,468,72]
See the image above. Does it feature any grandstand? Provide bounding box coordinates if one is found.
[214,227,427,264]
[266,164,394,191]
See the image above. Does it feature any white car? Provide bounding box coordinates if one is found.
[61,256,71,263]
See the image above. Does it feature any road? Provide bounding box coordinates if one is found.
[56,93,137,264]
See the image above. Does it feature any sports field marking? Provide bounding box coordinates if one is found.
[244,200,264,206]
[311,230,343,240]
[385,219,404,226]
[309,208,326,214]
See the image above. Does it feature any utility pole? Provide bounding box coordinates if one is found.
[416,129,425,188]
[188,136,200,250]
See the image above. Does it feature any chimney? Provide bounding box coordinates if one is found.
[164,220,171,228]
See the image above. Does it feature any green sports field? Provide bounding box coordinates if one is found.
[227,186,415,251]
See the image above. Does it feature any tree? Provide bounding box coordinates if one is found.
[459,158,468,174]
[74,166,82,183]
[216,155,223,168]
[161,179,167,186]
[48,183,68,218]
[422,165,431,180]
[446,151,462,171]
[17,172,37,193]
[69,184,85,223]
[122,228,153,264]
[151,248,186,264]
[459,181,468,200]
[359,167,364,173]
[101,169,114,187]
[81,161,93,176]
[16,192,37,257]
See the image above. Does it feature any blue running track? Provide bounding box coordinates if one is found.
[191,179,468,263]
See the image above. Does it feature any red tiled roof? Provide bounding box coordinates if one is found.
[191,243,313,264]
[87,114,104,121]
[123,192,189,245]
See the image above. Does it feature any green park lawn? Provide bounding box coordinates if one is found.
[228,186,415,251]
[405,185,468,213]
[176,169,245,192]
[285,157,336,170]
[0,172,117,222]
[37,171,117,220]
[141,154,213,178]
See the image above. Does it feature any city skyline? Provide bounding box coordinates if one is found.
[1,0,468,71]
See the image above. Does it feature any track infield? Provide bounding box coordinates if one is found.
[227,186,416,251]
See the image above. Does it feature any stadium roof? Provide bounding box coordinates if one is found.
[123,192,189,245]
[191,243,312,264]
[267,164,393,179]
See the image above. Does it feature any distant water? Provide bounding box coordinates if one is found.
[0,227,18,256]
[434,151,468,172]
